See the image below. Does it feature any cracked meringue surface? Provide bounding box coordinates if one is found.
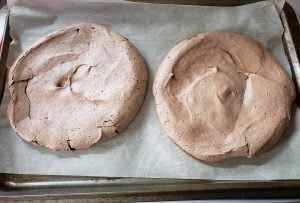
[7,23,148,151]
[153,32,295,162]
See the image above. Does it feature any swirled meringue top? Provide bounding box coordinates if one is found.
[153,32,295,162]
[8,23,148,151]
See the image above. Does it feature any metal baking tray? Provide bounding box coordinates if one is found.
[1,0,300,201]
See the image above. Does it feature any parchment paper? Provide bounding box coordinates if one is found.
[1,0,300,180]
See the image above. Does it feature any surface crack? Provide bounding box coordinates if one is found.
[67,139,76,151]
[245,135,250,156]
[9,74,36,88]
[87,63,100,72]
[31,140,39,145]
[96,123,119,133]
[11,77,34,120]
[220,48,237,66]
[24,81,31,119]
[254,66,262,74]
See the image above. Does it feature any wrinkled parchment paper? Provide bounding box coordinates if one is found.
[1,0,300,180]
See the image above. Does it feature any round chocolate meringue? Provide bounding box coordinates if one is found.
[8,23,148,151]
[153,32,295,162]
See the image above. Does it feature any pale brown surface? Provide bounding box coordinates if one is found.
[153,32,295,162]
[7,23,148,151]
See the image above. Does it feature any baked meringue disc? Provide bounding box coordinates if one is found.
[8,23,148,151]
[153,32,295,162]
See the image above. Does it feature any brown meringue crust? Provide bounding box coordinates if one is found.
[8,23,148,151]
[153,32,295,162]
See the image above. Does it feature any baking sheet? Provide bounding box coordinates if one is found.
[1,0,300,180]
